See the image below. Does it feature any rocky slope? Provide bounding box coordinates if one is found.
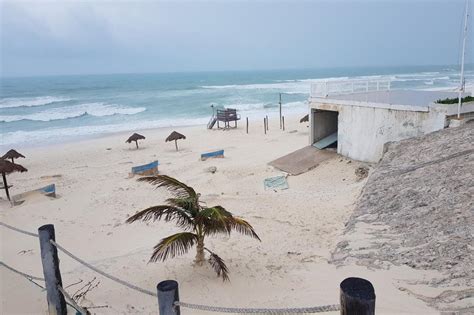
[332,122,474,312]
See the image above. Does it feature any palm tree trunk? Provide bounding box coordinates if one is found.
[194,236,205,265]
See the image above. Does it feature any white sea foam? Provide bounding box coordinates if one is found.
[0,117,208,147]
[0,96,71,108]
[0,102,146,122]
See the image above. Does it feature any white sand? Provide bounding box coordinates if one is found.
[1,116,437,314]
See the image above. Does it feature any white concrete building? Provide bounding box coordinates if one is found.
[308,79,474,162]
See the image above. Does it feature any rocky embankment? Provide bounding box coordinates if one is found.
[332,122,474,312]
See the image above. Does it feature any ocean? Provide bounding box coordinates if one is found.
[1,65,473,149]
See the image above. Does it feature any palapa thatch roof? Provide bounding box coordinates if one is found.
[300,114,309,123]
[165,131,186,142]
[2,149,25,160]
[0,159,28,175]
[126,133,145,143]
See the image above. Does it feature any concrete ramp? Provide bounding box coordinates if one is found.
[269,146,335,175]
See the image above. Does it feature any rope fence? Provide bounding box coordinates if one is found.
[50,239,156,297]
[0,221,39,237]
[2,222,376,314]
[175,301,340,314]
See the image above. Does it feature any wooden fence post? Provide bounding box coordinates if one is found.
[282,116,285,131]
[246,117,249,134]
[279,93,282,129]
[340,277,375,315]
[266,115,269,131]
[38,224,67,315]
[157,280,180,315]
[264,118,266,134]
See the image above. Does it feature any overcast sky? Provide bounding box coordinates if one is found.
[1,0,472,77]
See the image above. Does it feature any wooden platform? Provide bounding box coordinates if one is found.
[268,146,335,175]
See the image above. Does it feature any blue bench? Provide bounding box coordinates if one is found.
[131,160,159,176]
[200,150,224,161]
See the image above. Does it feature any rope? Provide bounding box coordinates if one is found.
[1,261,45,290]
[57,285,89,315]
[50,240,156,298]
[1,221,341,313]
[1,261,44,281]
[175,302,340,314]
[0,222,39,237]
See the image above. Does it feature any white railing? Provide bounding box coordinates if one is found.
[311,79,391,98]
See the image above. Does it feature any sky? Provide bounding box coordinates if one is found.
[1,0,473,77]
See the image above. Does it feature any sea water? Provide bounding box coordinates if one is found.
[1,65,472,149]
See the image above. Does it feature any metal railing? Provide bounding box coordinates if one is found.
[311,79,391,98]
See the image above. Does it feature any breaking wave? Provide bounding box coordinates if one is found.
[0,96,71,108]
[0,102,146,122]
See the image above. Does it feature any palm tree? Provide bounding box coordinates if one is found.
[126,175,260,281]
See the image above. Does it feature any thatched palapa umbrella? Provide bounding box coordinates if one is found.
[2,149,25,163]
[0,159,27,201]
[166,131,186,151]
[300,114,309,123]
[126,133,145,149]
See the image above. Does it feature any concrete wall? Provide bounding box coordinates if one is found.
[312,110,338,142]
[309,102,446,162]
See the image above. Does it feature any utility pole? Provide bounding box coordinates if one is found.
[457,0,469,119]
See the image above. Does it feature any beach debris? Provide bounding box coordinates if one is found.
[106,148,112,151]
[2,149,25,163]
[40,174,62,179]
[289,130,298,133]
[0,159,27,201]
[355,166,369,181]
[165,131,186,151]
[264,175,289,191]
[205,166,217,174]
[126,133,145,149]
[11,183,56,206]
[72,277,100,304]
[300,114,309,123]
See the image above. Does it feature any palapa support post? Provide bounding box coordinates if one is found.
[246,117,249,134]
[282,116,285,131]
[2,172,10,201]
[157,280,180,315]
[38,224,67,315]
[174,140,178,151]
[340,277,375,315]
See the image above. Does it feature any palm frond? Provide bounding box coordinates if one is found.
[166,197,199,216]
[150,232,198,262]
[204,248,229,281]
[137,175,197,199]
[198,206,233,236]
[126,205,194,229]
[225,217,261,241]
[199,206,260,241]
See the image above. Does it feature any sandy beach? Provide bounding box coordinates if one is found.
[0,114,441,314]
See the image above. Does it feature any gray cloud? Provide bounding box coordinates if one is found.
[1,0,472,76]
